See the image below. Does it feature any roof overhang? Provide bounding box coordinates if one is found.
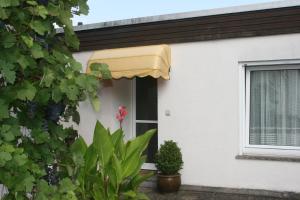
[57,0,300,51]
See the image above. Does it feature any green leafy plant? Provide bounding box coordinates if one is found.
[155,140,183,175]
[0,0,111,199]
[69,121,155,200]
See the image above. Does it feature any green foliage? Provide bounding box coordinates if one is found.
[0,0,111,199]
[34,179,78,200]
[68,121,155,200]
[155,140,183,175]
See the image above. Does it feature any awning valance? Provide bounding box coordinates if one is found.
[87,45,171,79]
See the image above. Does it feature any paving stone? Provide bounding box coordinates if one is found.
[140,186,300,200]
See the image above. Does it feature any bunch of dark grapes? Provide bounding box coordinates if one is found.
[27,101,38,119]
[0,21,5,28]
[41,119,48,133]
[46,103,65,123]
[44,164,59,185]
[37,0,48,5]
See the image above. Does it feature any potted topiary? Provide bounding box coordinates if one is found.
[155,140,183,193]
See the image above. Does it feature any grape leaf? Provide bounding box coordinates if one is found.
[17,81,37,101]
[2,67,16,84]
[35,89,50,105]
[58,10,72,30]
[0,59,16,84]
[2,32,16,48]
[17,55,30,69]
[15,173,35,192]
[0,0,19,7]
[52,86,62,103]
[31,43,44,58]
[30,20,49,35]
[78,0,89,15]
[70,60,82,72]
[42,68,55,87]
[66,85,79,101]
[1,124,21,142]
[75,75,98,92]
[26,1,38,6]
[0,8,9,19]
[0,152,12,167]
[36,180,50,195]
[13,154,28,166]
[0,99,9,120]
[0,144,15,153]
[59,178,76,193]
[31,129,49,144]
[90,96,100,112]
[36,5,48,19]
[1,125,15,141]
[21,35,33,48]
[90,63,112,79]
[47,3,59,16]
[64,29,79,49]
[60,80,79,101]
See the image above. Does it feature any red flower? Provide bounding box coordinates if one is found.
[116,106,128,129]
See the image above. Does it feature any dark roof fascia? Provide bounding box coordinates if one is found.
[74,5,300,51]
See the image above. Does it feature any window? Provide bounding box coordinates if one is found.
[133,77,158,168]
[241,61,300,157]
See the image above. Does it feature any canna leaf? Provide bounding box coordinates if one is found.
[84,145,97,174]
[111,129,123,148]
[92,121,114,167]
[125,129,156,160]
[121,150,141,178]
[112,154,122,184]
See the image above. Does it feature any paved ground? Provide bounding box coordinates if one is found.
[140,186,300,200]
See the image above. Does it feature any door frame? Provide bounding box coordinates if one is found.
[131,78,157,170]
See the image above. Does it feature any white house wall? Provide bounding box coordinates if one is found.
[74,52,133,144]
[74,33,300,192]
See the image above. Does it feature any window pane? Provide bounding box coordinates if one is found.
[249,69,300,146]
[136,123,158,163]
[136,77,157,120]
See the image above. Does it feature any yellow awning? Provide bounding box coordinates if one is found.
[87,45,171,80]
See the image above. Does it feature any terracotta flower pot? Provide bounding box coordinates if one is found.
[157,173,181,193]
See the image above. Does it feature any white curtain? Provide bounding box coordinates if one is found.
[249,69,300,146]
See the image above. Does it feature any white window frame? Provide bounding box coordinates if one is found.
[132,78,157,170]
[239,59,300,157]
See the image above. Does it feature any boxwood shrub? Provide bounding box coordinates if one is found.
[155,140,183,175]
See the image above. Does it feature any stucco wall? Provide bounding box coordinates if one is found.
[74,33,300,192]
[74,52,133,144]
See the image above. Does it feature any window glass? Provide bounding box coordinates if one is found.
[135,76,158,164]
[136,123,158,163]
[249,69,300,146]
[136,77,157,120]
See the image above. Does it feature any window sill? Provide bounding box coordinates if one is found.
[236,155,300,163]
